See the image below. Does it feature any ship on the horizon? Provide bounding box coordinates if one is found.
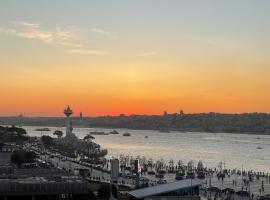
[35,127,51,131]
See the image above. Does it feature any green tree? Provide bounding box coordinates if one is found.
[41,135,54,146]
[24,151,36,163]
[11,151,24,168]
[53,130,63,138]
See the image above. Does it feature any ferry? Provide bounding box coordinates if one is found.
[35,128,50,131]
[123,132,131,136]
[110,130,119,134]
[90,131,109,135]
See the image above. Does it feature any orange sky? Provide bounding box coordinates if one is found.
[1,1,270,116]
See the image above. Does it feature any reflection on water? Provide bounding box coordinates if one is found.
[24,126,270,172]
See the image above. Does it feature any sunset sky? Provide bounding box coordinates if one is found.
[1,1,270,116]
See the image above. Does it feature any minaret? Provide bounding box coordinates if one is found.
[64,105,73,137]
[79,112,83,120]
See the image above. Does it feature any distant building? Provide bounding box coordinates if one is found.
[0,143,17,165]
[79,112,83,120]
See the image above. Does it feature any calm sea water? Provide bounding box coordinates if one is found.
[24,126,270,173]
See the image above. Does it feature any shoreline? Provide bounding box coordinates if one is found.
[17,124,270,136]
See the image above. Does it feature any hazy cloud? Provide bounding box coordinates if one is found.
[0,21,79,45]
[0,21,119,56]
[139,51,159,57]
[91,28,116,38]
[67,48,118,56]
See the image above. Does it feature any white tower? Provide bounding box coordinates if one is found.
[64,105,73,137]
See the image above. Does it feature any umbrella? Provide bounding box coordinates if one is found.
[236,190,249,196]
[208,187,221,193]
[222,188,235,193]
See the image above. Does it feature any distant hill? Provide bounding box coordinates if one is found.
[1,112,270,134]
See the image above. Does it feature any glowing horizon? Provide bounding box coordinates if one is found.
[1,1,270,116]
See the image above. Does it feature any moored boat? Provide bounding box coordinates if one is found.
[110,130,119,134]
[35,128,50,131]
[123,132,131,136]
[90,131,109,135]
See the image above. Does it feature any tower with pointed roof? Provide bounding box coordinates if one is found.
[64,105,73,137]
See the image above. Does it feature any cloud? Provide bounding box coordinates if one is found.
[13,21,40,29]
[59,42,84,48]
[91,28,115,38]
[67,49,118,56]
[0,22,119,56]
[139,51,159,57]
[0,21,78,44]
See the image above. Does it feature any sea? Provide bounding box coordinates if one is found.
[24,126,270,173]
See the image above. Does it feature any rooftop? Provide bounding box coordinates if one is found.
[128,179,202,199]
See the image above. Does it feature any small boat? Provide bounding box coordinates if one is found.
[147,170,155,175]
[257,146,263,149]
[110,130,119,134]
[35,128,50,131]
[123,132,131,136]
[155,174,164,179]
[145,136,148,138]
[157,169,166,175]
[90,131,109,135]
[175,172,185,180]
[256,136,261,139]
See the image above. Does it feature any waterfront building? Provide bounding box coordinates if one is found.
[128,179,202,200]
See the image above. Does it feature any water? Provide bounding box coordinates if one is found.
[24,126,270,173]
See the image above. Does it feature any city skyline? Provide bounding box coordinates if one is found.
[1,1,270,116]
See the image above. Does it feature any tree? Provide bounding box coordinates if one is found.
[7,125,27,137]
[11,151,24,168]
[53,130,63,138]
[83,134,95,141]
[41,135,54,146]
[24,151,36,163]
[11,150,37,168]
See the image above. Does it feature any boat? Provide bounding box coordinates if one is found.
[155,174,164,179]
[157,169,166,175]
[256,136,261,139]
[90,131,109,135]
[110,130,119,134]
[147,170,155,175]
[175,160,185,180]
[35,128,50,131]
[168,159,175,173]
[257,146,263,149]
[123,132,131,136]
[145,136,148,138]
[175,172,185,180]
